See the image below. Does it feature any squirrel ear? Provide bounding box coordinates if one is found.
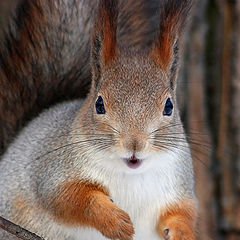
[151,0,192,89]
[91,0,118,87]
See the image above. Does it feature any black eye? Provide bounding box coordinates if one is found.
[163,98,173,116]
[96,96,106,114]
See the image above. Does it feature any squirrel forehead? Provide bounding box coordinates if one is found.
[99,66,170,116]
[100,54,169,95]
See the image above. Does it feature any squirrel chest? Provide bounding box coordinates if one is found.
[66,147,185,240]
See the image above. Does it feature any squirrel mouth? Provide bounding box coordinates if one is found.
[124,155,143,169]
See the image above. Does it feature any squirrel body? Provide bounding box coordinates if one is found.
[0,100,195,240]
[0,0,197,239]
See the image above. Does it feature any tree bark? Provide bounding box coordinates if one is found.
[0,216,44,240]
[179,1,216,239]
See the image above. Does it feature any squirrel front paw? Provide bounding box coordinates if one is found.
[158,202,196,240]
[99,204,134,240]
[51,181,134,240]
[161,221,195,240]
[90,196,134,240]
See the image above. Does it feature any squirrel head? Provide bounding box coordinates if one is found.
[78,0,192,173]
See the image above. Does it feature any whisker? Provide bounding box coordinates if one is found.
[103,123,120,134]
[154,131,210,138]
[151,122,184,134]
[153,139,210,157]
[37,138,115,159]
[152,140,210,169]
[45,133,114,140]
[152,136,211,150]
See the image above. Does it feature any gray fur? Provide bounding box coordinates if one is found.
[0,100,83,239]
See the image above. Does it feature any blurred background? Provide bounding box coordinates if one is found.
[179,0,240,239]
[0,0,240,239]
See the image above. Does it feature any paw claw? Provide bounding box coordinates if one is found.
[163,228,170,240]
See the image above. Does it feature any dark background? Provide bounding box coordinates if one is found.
[179,0,240,239]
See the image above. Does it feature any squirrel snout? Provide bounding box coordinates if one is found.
[122,135,147,153]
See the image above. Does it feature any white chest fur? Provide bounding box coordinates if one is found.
[62,149,183,240]
[61,169,176,240]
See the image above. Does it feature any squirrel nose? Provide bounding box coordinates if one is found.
[123,136,146,153]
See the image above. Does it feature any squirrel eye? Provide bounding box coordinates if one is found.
[96,96,106,114]
[163,98,173,116]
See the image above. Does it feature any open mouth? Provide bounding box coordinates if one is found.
[124,155,143,169]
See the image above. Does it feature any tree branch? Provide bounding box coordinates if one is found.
[0,216,44,240]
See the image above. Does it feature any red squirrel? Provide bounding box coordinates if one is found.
[0,0,197,239]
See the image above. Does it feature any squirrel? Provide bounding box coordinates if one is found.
[0,0,197,240]
[0,0,156,155]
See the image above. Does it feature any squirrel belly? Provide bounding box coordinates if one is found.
[0,100,196,240]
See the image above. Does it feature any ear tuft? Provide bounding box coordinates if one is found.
[151,0,192,72]
[91,0,118,89]
[92,0,118,65]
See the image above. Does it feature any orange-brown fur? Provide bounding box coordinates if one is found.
[50,180,134,240]
[158,201,197,240]
[96,1,118,64]
[11,194,42,232]
[12,195,31,223]
[152,0,191,71]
